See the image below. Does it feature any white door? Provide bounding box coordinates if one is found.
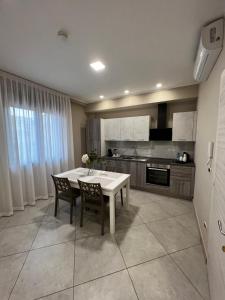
[172,111,197,141]
[208,69,225,300]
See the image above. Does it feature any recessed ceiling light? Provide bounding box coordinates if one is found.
[99,95,104,99]
[124,90,130,95]
[90,61,106,72]
[156,83,162,88]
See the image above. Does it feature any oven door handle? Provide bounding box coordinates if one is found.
[147,167,168,172]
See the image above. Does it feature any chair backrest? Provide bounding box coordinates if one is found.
[78,180,103,204]
[51,175,71,194]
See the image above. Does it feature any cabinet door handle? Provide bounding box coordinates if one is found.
[218,220,225,236]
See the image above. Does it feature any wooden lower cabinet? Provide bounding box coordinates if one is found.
[105,160,117,172]
[101,159,195,200]
[170,165,195,200]
[136,162,146,188]
[129,162,137,187]
[102,160,137,187]
[170,177,192,199]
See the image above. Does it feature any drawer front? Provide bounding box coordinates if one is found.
[170,166,194,178]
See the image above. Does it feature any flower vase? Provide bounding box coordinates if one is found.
[86,163,93,176]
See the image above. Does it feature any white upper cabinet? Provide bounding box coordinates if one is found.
[172,111,197,142]
[104,118,121,141]
[120,117,135,141]
[133,116,150,141]
[104,116,150,141]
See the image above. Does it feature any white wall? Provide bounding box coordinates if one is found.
[194,24,225,254]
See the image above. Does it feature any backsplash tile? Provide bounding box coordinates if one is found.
[105,141,195,160]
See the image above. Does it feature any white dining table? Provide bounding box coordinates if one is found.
[55,167,130,234]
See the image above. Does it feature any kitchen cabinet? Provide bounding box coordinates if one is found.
[172,111,197,142]
[117,160,130,173]
[104,118,121,141]
[120,117,134,141]
[105,160,118,172]
[102,159,195,199]
[86,118,106,156]
[103,159,137,187]
[104,116,150,141]
[133,116,150,141]
[136,162,146,188]
[86,118,101,155]
[129,161,137,187]
[170,165,195,200]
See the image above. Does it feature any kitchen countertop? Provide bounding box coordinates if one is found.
[102,156,195,167]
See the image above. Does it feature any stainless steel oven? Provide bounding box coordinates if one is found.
[146,163,170,186]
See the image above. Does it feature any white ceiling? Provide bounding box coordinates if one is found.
[0,0,223,103]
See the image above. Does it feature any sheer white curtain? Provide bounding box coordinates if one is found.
[0,71,74,216]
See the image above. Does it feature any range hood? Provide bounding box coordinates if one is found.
[150,103,172,141]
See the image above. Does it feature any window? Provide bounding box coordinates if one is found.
[9,107,38,165]
[8,107,65,167]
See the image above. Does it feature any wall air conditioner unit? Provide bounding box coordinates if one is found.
[193,18,224,82]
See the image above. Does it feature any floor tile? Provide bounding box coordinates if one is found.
[75,215,109,240]
[39,288,73,299]
[10,242,74,300]
[137,202,171,223]
[0,253,27,300]
[171,245,210,299]
[0,223,40,257]
[0,216,11,230]
[74,270,138,300]
[129,190,159,207]
[174,211,200,238]
[4,200,50,228]
[43,201,75,224]
[157,197,193,216]
[74,234,125,285]
[115,224,166,267]
[129,256,202,300]
[147,218,199,253]
[115,207,143,230]
[32,219,75,249]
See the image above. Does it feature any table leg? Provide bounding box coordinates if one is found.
[126,178,130,205]
[109,193,115,234]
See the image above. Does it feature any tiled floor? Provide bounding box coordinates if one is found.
[0,189,210,300]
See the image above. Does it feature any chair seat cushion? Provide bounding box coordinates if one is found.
[58,189,80,202]
[84,195,109,208]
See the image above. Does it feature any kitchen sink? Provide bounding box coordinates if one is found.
[121,156,148,162]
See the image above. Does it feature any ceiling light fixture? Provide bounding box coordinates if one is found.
[90,61,106,72]
[156,83,162,88]
[124,90,130,95]
[99,95,104,99]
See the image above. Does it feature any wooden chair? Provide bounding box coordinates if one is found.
[78,180,109,235]
[51,175,80,224]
